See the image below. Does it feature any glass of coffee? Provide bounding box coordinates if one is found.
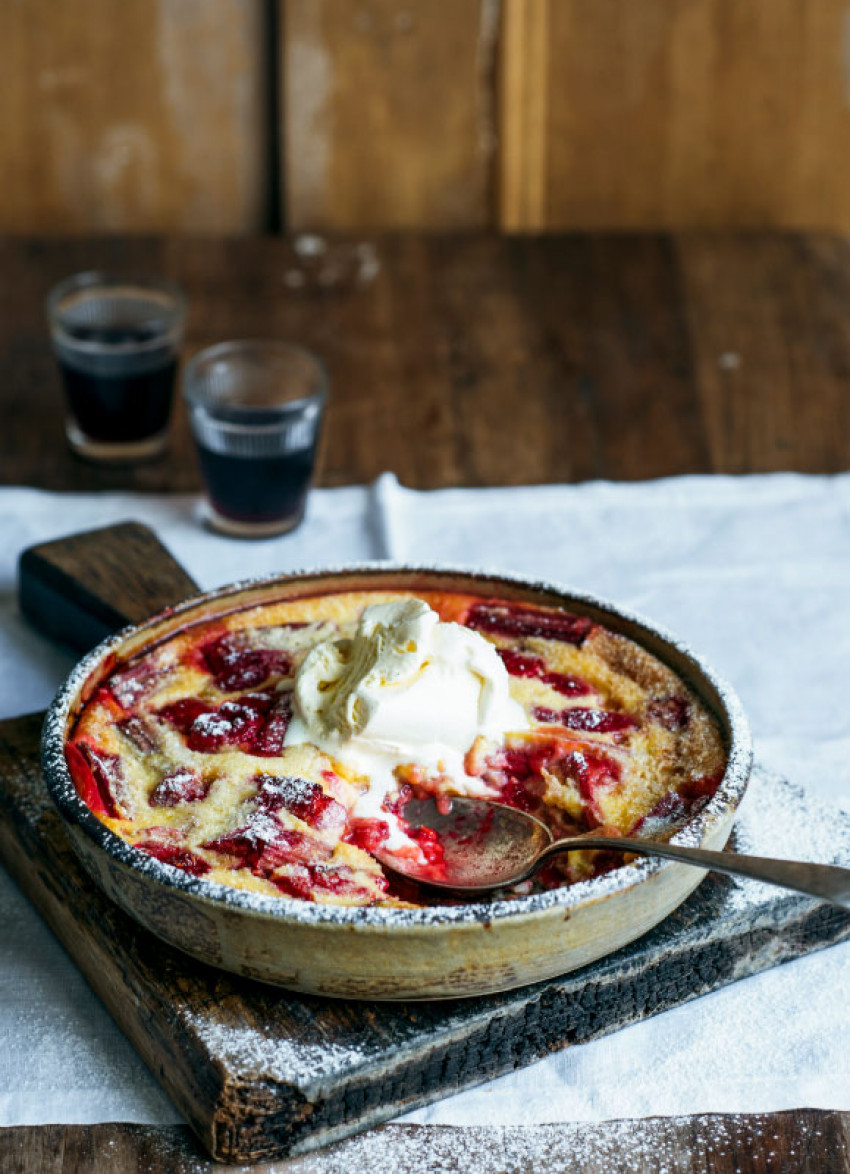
[183,340,328,538]
[48,272,186,461]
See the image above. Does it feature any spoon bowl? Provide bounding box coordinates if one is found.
[374,796,850,910]
[384,798,554,891]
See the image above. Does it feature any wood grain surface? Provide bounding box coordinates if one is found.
[2,233,850,495]
[2,1113,848,1174]
[0,0,268,234]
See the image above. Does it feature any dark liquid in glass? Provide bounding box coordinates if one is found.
[195,407,317,527]
[57,324,177,443]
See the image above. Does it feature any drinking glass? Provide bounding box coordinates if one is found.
[48,271,186,461]
[183,340,328,538]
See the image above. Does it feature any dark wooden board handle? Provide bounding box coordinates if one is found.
[18,522,199,654]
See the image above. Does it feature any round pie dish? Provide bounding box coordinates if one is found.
[42,566,753,1000]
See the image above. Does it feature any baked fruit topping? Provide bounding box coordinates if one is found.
[66,590,727,907]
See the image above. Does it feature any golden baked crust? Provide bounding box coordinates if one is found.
[66,591,727,906]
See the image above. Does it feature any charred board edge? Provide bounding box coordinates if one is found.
[219,899,850,1162]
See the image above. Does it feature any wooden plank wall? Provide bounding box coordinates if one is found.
[0,0,848,233]
[0,0,268,233]
[282,0,499,230]
[500,0,850,232]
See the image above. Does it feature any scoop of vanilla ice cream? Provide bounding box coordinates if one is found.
[285,598,528,833]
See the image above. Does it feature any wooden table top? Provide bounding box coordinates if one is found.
[2,232,850,492]
[1,233,848,1173]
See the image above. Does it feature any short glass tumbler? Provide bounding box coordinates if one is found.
[184,341,328,538]
[48,272,186,461]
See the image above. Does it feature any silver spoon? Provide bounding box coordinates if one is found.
[373,796,850,908]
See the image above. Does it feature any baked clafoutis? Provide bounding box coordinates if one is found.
[66,591,727,907]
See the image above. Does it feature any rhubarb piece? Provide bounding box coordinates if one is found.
[647,696,690,731]
[533,707,637,734]
[632,790,691,837]
[269,866,313,900]
[483,745,547,812]
[631,777,720,837]
[202,812,332,875]
[158,693,273,753]
[680,772,723,801]
[348,811,445,875]
[498,649,592,697]
[254,774,347,832]
[116,716,160,755]
[498,649,544,678]
[487,735,620,820]
[201,632,293,692]
[564,749,622,803]
[466,601,594,646]
[184,699,268,753]
[66,741,123,819]
[311,864,388,898]
[543,670,592,697]
[161,691,295,761]
[149,769,210,808]
[107,660,166,709]
[250,693,294,757]
[135,839,210,877]
[271,863,387,902]
[493,740,619,823]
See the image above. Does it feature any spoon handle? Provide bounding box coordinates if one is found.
[540,837,850,911]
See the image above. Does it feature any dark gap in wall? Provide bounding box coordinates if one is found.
[264,0,283,233]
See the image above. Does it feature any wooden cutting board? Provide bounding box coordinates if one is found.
[3,524,850,1164]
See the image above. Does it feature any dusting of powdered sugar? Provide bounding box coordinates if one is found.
[720,763,850,912]
[131,1115,827,1172]
[189,712,235,740]
[184,1015,381,1089]
[289,1119,754,1174]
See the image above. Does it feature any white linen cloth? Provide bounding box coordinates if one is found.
[0,473,847,1127]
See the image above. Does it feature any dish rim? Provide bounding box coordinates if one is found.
[42,562,753,930]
